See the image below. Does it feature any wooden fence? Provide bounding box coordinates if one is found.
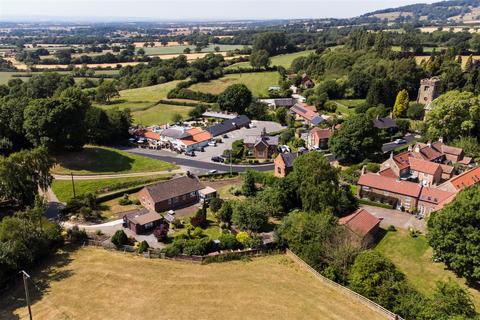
[286,249,404,320]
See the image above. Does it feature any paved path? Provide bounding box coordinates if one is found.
[61,219,124,235]
[381,133,417,153]
[360,204,426,233]
[52,168,185,180]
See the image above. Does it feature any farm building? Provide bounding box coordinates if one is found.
[339,208,381,247]
[206,115,251,137]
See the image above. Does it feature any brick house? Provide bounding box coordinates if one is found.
[358,173,422,211]
[300,74,315,89]
[289,102,323,126]
[417,187,455,216]
[381,151,454,184]
[358,172,456,216]
[409,157,443,186]
[339,208,381,247]
[123,208,165,235]
[306,127,334,150]
[243,128,279,159]
[138,174,204,212]
[274,152,298,178]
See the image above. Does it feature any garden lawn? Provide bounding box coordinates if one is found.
[189,72,280,97]
[99,193,140,220]
[52,174,172,202]
[132,103,193,126]
[52,146,177,175]
[375,229,480,310]
[2,247,387,320]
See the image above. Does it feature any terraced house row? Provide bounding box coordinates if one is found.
[357,139,479,216]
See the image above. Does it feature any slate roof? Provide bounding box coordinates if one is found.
[244,135,279,146]
[143,175,204,203]
[279,152,298,168]
[339,208,381,238]
[206,115,251,137]
[373,117,397,129]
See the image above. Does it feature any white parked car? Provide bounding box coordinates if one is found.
[394,138,407,144]
[208,141,217,147]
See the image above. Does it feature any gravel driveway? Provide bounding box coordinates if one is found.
[360,204,426,233]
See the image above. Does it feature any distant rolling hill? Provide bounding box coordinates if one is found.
[361,0,480,24]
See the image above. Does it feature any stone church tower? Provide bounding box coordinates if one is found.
[417,77,441,111]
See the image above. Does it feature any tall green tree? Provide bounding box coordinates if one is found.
[232,199,268,233]
[428,186,480,282]
[424,91,480,141]
[393,89,410,118]
[0,147,53,207]
[217,84,253,114]
[23,87,90,151]
[291,152,357,215]
[250,49,271,69]
[329,114,382,164]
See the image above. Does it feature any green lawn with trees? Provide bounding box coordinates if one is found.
[375,229,480,310]
[188,72,280,97]
[52,146,177,175]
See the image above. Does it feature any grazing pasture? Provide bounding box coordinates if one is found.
[1,247,388,320]
[189,71,280,97]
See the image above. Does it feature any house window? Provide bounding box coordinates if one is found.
[190,191,197,197]
[361,186,370,191]
[168,198,172,205]
[144,222,153,229]
[182,194,187,200]
[383,191,389,196]
[277,167,281,174]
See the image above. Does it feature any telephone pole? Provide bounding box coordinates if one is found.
[20,270,33,320]
[70,172,76,198]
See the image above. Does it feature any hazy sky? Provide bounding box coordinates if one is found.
[0,0,437,21]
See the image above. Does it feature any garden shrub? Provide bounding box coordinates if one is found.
[137,240,149,253]
[111,230,128,248]
[219,233,240,250]
[236,231,251,246]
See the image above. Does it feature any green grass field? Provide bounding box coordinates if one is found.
[226,50,314,70]
[189,71,280,97]
[333,99,365,115]
[52,174,172,202]
[141,44,246,55]
[1,247,387,320]
[132,103,193,126]
[52,146,176,175]
[375,229,480,309]
[98,80,193,125]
